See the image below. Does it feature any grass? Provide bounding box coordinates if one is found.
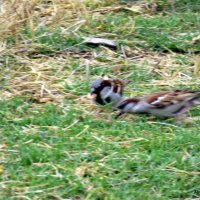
[0,0,200,199]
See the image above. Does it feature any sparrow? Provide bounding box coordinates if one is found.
[90,78,130,107]
[116,89,200,119]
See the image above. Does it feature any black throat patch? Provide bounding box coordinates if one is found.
[93,85,112,105]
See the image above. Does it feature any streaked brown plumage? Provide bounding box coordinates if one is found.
[116,89,200,119]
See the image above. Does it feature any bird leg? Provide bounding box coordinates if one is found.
[115,111,125,119]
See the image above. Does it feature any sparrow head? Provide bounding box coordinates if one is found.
[90,78,130,106]
[90,79,111,95]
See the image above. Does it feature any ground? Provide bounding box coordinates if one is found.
[0,0,200,199]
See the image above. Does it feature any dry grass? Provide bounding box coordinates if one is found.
[0,0,88,39]
[1,0,199,104]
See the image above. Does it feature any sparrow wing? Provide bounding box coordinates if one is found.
[144,90,200,108]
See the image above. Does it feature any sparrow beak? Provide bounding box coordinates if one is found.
[88,93,97,99]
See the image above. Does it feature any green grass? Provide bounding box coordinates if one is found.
[134,13,199,52]
[1,0,200,199]
[0,98,200,199]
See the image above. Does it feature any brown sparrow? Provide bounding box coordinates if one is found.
[90,78,129,107]
[116,89,200,119]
